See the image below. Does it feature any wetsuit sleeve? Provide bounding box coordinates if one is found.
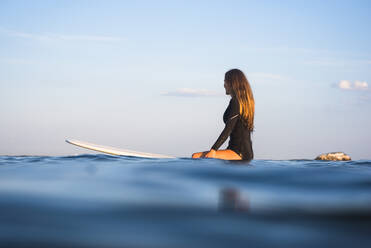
[211,99,239,151]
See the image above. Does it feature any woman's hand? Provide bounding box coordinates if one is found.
[204,149,216,158]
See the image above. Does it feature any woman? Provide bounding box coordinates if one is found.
[192,69,254,161]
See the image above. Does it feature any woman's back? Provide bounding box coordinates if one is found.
[223,98,253,161]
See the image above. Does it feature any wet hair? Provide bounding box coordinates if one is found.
[225,69,255,131]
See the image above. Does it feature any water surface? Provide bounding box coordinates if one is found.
[1,155,370,248]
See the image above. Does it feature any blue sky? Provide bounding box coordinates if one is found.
[1,0,370,159]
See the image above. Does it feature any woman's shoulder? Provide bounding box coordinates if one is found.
[229,97,240,114]
[231,97,240,105]
[228,96,238,104]
[230,97,238,103]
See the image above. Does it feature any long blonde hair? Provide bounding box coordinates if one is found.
[225,69,255,131]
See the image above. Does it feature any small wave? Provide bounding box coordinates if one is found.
[1,156,371,247]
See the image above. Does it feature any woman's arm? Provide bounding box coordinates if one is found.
[210,114,239,151]
[203,116,238,158]
[203,97,240,158]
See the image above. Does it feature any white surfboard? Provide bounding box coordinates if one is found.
[66,139,176,158]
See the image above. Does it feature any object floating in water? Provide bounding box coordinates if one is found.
[66,139,175,158]
[315,152,351,161]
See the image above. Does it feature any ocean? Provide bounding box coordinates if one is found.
[0,155,370,248]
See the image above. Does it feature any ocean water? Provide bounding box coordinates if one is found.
[0,155,371,248]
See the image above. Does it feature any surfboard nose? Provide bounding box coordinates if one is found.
[65,139,176,158]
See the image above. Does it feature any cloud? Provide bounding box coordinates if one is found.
[338,80,352,90]
[161,88,222,97]
[51,34,122,42]
[0,27,124,42]
[354,81,368,90]
[337,80,368,91]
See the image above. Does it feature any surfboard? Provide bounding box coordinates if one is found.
[66,139,176,158]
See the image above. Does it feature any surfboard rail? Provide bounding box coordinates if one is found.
[66,139,176,158]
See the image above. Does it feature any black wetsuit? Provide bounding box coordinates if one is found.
[211,97,253,161]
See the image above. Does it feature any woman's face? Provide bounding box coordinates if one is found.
[224,80,231,95]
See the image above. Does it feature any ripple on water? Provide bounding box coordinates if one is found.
[0,155,371,248]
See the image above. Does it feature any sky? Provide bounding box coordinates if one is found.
[0,0,370,159]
